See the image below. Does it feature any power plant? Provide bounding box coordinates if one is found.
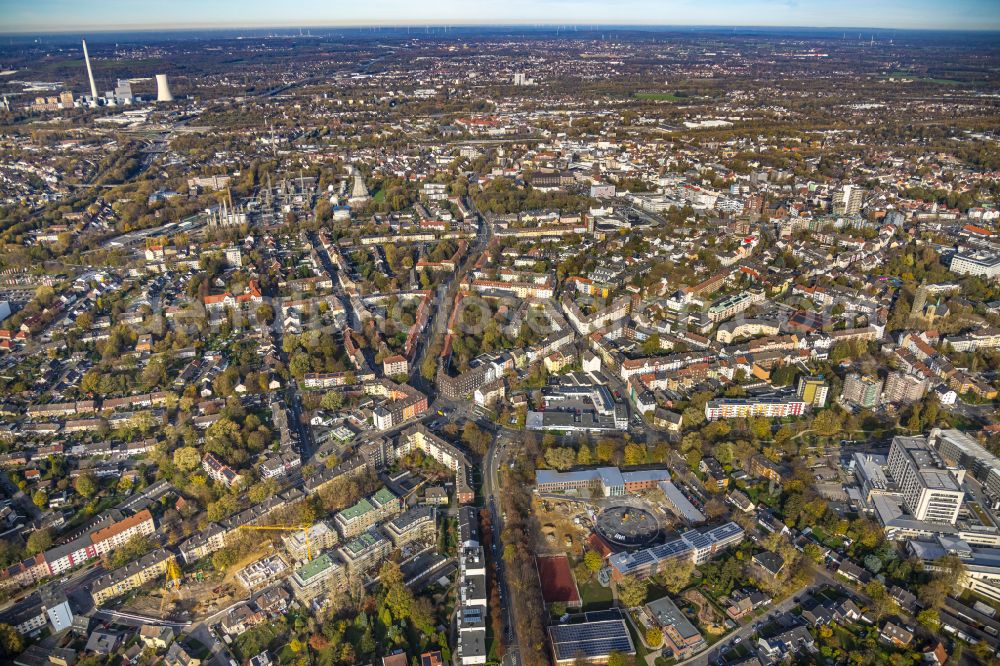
[81,39,99,102]
[26,37,179,112]
[155,74,174,102]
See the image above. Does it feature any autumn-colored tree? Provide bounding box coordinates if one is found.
[617,576,648,608]
[623,443,646,467]
[584,550,604,573]
[74,473,98,498]
[0,624,24,657]
[812,410,844,437]
[172,446,201,472]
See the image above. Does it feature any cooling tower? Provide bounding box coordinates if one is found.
[155,74,174,102]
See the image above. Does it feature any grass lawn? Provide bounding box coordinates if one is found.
[234,622,286,662]
[830,625,860,652]
[487,626,499,662]
[278,644,301,664]
[759,620,783,637]
[578,579,614,611]
[185,638,212,661]
[634,92,685,101]
[723,643,751,660]
[809,527,844,550]
[624,613,650,659]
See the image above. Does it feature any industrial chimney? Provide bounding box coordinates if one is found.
[155,74,174,102]
[82,39,98,102]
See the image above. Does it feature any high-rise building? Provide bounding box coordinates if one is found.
[841,373,883,408]
[224,246,242,268]
[883,371,928,405]
[886,435,965,525]
[833,184,865,216]
[796,376,829,408]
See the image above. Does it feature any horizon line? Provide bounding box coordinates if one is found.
[3,22,1000,37]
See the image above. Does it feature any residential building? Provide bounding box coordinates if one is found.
[397,425,475,503]
[139,624,175,650]
[289,552,347,602]
[833,184,865,216]
[281,521,339,562]
[334,488,401,539]
[383,355,408,377]
[883,371,929,405]
[704,398,806,420]
[384,505,437,548]
[202,452,244,488]
[337,528,392,574]
[643,596,705,659]
[90,549,173,605]
[841,373,882,408]
[796,376,829,408]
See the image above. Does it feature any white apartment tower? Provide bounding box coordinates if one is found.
[833,184,865,216]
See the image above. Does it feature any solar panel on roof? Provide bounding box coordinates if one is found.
[631,550,655,565]
[550,628,635,660]
[585,610,624,622]
[553,637,633,659]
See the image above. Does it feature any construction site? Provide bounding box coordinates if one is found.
[533,484,682,558]
[116,522,323,622]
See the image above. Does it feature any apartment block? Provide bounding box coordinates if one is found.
[384,506,437,548]
[289,552,347,602]
[338,528,392,574]
[90,549,173,605]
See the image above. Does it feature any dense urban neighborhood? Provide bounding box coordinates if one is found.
[0,20,997,666]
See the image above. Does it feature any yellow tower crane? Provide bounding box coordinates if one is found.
[236,524,315,562]
[159,555,183,617]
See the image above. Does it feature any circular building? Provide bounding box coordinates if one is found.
[595,506,660,550]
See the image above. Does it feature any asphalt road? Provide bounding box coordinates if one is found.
[484,428,521,666]
[0,559,105,628]
[675,580,822,666]
[675,568,872,666]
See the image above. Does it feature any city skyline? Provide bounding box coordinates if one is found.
[0,6,999,665]
[2,0,999,33]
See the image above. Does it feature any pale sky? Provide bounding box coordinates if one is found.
[1,0,998,33]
